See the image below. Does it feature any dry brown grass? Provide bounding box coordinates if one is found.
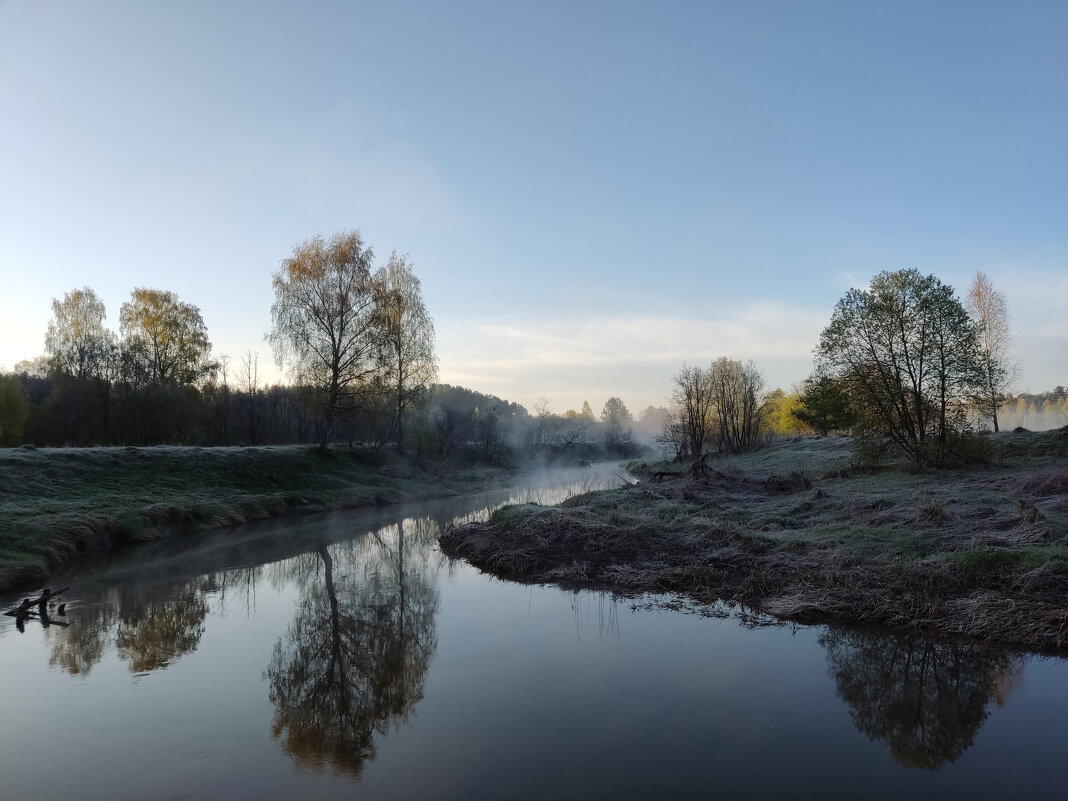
[1019,467,1068,497]
[442,433,1068,653]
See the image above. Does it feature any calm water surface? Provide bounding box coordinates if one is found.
[2,464,1066,800]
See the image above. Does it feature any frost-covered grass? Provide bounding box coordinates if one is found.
[444,429,1068,652]
[0,445,511,590]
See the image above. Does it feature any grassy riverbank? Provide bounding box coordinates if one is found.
[441,429,1068,653]
[0,445,511,591]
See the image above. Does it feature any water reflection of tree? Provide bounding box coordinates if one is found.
[117,579,212,672]
[265,516,439,776]
[48,602,117,675]
[45,576,214,675]
[820,627,1023,769]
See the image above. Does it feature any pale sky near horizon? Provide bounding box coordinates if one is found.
[2,1,1065,415]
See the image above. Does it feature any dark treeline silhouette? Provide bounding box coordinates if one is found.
[2,365,323,447]
[0,361,651,465]
[0,363,524,452]
[0,272,435,448]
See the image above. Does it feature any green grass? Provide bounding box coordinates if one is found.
[0,445,513,590]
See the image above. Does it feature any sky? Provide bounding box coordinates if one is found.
[2,0,1065,415]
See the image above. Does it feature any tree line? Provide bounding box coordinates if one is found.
[0,252,1033,463]
[2,286,223,446]
[0,229,650,459]
[656,269,1026,467]
[0,230,442,450]
[998,390,1068,431]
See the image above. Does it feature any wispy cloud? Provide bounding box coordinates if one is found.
[437,303,827,410]
[436,257,1068,410]
[442,304,826,365]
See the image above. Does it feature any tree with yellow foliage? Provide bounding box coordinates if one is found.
[269,231,378,450]
[119,288,212,386]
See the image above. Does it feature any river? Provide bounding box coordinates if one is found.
[1,463,1065,800]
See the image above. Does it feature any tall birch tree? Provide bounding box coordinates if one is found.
[269,231,378,450]
[373,253,437,450]
[966,272,1017,432]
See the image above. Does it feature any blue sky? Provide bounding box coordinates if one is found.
[2,0,1065,413]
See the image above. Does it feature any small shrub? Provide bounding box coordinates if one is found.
[936,428,992,467]
[915,491,948,522]
[850,436,890,469]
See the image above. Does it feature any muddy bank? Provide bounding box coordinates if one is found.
[441,433,1068,654]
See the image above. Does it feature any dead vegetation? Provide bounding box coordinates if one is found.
[441,430,1068,654]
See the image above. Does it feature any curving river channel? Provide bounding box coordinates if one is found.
[1,463,1065,800]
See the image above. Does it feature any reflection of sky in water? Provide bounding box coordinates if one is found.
[1,463,1066,801]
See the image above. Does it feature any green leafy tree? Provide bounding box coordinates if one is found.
[762,390,812,437]
[816,269,982,464]
[793,375,855,435]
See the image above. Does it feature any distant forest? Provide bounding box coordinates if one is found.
[998,389,1068,432]
[0,282,650,459]
[1,261,1063,459]
[0,356,659,461]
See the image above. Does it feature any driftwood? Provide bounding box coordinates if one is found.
[4,586,70,618]
[12,611,69,632]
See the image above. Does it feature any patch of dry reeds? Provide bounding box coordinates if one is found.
[914,491,948,523]
[1019,468,1068,497]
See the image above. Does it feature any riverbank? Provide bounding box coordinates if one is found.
[440,429,1068,653]
[0,445,513,591]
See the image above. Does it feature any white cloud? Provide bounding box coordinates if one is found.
[436,303,827,411]
[442,304,825,365]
